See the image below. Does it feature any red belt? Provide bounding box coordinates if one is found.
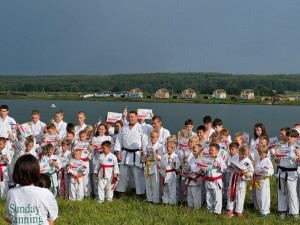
[59,168,65,196]
[229,173,243,202]
[81,157,89,162]
[99,164,114,178]
[0,163,7,182]
[201,175,222,181]
[184,172,201,195]
[162,169,176,188]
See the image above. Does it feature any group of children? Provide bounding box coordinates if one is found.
[1,103,300,219]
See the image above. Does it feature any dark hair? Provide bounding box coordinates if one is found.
[37,173,51,189]
[129,111,138,115]
[287,129,299,138]
[212,118,222,127]
[101,140,112,148]
[209,143,220,151]
[66,123,75,132]
[13,154,40,186]
[184,119,193,126]
[229,141,240,149]
[0,137,6,143]
[31,110,40,115]
[203,115,212,124]
[95,123,109,137]
[280,127,290,133]
[197,125,206,132]
[254,123,268,139]
[46,144,54,151]
[67,131,75,137]
[0,105,9,111]
[152,115,162,122]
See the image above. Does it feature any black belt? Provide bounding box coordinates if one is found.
[123,148,140,166]
[277,166,297,193]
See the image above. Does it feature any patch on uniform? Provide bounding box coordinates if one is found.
[244,162,249,166]
[107,158,112,162]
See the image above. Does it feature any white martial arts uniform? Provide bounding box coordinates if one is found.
[67,158,87,201]
[39,154,62,197]
[226,155,254,214]
[75,123,87,139]
[158,152,180,205]
[54,120,67,140]
[254,156,274,215]
[0,147,12,199]
[275,142,299,215]
[74,141,92,197]
[202,155,226,214]
[31,120,46,143]
[57,150,71,198]
[94,152,119,203]
[114,123,148,195]
[185,155,202,209]
[144,142,163,203]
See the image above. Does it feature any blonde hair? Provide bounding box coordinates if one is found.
[257,145,268,154]
[211,132,221,141]
[193,144,202,152]
[239,145,250,154]
[150,129,159,138]
[167,141,176,149]
[189,136,199,143]
[167,135,177,143]
[84,125,94,133]
[234,132,244,139]
[220,128,230,137]
[178,129,189,140]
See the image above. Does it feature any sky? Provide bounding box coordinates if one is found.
[1,0,300,75]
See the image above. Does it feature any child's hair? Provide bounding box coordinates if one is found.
[66,123,75,132]
[46,123,56,131]
[115,120,123,127]
[67,131,75,137]
[193,144,202,152]
[0,104,9,111]
[197,125,206,132]
[189,136,199,143]
[259,136,269,145]
[203,115,212,124]
[56,110,64,116]
[211,132,221,141]
[61,140,70,146]
[46,144,54,151]
[239,145,250,154]
[31,110,40,116]
[150,129,159,138]
[229,141,239,149]
[184,119,193,126]
[287,129,299,138]
[219,128,229,137]
[25,138,34,146]
[212,118,222,127]
[84,125,94,133]
[167,141,176,149]
[234,132,244,140]
[74,148,82,154]
[79,130,87,137]
[101,140,111,149]
[178,129,189,140]
[0,137,6,144]
[167,135,177,143]
[254,123,268,139]
[257,145,268,154]
[37,173,51,189]
[95,123,109,136]
[209,143,220,151]
[293,123,300,128]
[78,111,86,116]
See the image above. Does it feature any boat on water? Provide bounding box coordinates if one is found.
[50,104,56,108]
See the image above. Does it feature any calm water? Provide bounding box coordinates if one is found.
[1,99,299,138]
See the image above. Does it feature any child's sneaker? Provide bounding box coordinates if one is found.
[291,214,299,219]
[278,212,286,219]
[259,214,267,218]
[227,211,234,217]
[236,213,244,218]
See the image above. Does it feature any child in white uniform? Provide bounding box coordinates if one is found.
[0,137,12,199]
[226,145,254,217]
[155,141,180,205]
[67,149,87,201]
[94,141,119,203]
[201,143,226,214]
[144,130,163,204]
[254,145,274,217]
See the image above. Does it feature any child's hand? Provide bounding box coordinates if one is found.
[51,161,58,168]
[88,145,93,153]
[245,173,251,178]
[217,163,221,170]
[116,152,122,161]
[1,155,8,161]
[152,151,158,158]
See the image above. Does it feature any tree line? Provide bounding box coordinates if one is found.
[0,73,299,96]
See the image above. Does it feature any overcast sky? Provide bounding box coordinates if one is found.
[1,0,300,75]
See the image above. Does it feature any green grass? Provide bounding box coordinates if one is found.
[0,177,298,225]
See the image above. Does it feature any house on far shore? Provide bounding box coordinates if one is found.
[155,88,170,99]
[129,88,143,98]
[273,94,295,101]
[182,88,196,99]
[212,89,226,99]
[240,89,255,100]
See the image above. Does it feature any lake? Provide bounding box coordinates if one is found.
[0,99,298,138]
